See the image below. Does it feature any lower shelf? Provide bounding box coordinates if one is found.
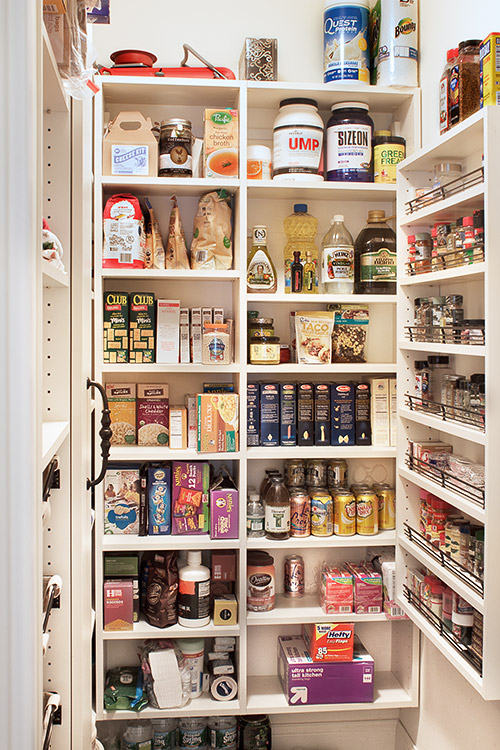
[247,531,396,549]
[42,420,70,468]
[100,619,239,640]
[98,696,240,721]
[247,594,388,626]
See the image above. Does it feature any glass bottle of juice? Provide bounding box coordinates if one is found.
[354,210,397,294]
[321,214,354,294]
[283,204,319,294]
[247,226,277,293]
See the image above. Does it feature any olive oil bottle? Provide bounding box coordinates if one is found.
[354,210,397,294]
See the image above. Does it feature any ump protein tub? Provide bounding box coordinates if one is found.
[273,98,324,182]
[326,102,374,182]
[323,0,370,84]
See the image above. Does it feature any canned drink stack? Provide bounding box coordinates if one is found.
[290,488,311,537]
[284,554,305,598]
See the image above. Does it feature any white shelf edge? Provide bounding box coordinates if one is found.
[399,340,485,357]
[399,406,486,445]
[399,182,484,227]
[109,447,240,461]
[247,363,396,375]
[97,698,241,721]
[246,531,396,549]
[247,446,397,459]
[399,262,486,286]
[102,535,239,551]
[100,620,240,640]
[246,594,389,626]
[102,270,240,280]
[42,24,69,113]
[247,293,397,304]
[102,363,241,373]
[398,465,485,523]
[42,421,70,468]
[42,261,69,288]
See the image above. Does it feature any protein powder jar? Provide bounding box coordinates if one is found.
[273,99,324,182]
[323,0,370,84]
[326,102,374,182]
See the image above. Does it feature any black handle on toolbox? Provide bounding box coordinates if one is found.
[86,378,111,490]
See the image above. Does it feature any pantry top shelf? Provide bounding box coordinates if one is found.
[247,181,396,201]
[101,176,240,196]
[102,269,240,281]
[99,75,242,107]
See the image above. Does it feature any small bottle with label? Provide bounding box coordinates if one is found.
[178,551,210,628]
[247,491,265,538]
[247,226,277,294]
[264,474,290,540]
[414,360,429,409]
[321,214,354,294]
[303,251,316,293]
[290,250,303,292]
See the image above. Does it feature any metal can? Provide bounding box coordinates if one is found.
[356,491,379,535]
[333,490,356,536]
[284,554,305,598]
[306,459,327,488]
[376,484,396,530]
[310,489,333,536]
[327,458,348,490]
[284,459,306,488]
[290,488,311,537]
[350,482,371,494]
[159,118,193,177]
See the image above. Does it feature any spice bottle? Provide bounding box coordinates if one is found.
[439,48,459,134]
[354,210,397,294]
[427,355,451,410]
[449,40,481,127]
[414,360,429,408]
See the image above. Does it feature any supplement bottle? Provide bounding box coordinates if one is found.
[326,102,374,182]
[373,131,406,184]
[247,226,277,294]
[283,204,319,293]
[122,720,154,750]
[273,99,324,181]
[178,551,210,627]
[265,475,290,540]
[178,718,208,750]
[354,210,397,294]
[176,638,205,698]
[323,0,370,84]
[152,719,178,750]
[321,214,355,294]
[247,491,265,538]
[439,49,459,134]
[209,717,237,750]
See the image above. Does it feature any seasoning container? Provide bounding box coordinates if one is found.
[326,102,374,182]
[202,323,232,365]
[273,98,324,182]
[414,233,432,274]
[433,162,463,189]
[247,226,277,293]
[461,319,485,346]
[414,360,429,408]
[427,355,451,408]
[247,551,275,612]
[279,344,291,363]
[435,222,451,270]
[248,317,275,339]
[443,294,464,342]
[439,48,459,134]
[247,145,272,180]
[449,40,481,127]
[373,131,406,184]
[159,118,193,177]
[249,335,280,365]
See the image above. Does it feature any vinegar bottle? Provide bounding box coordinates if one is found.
[321,214,354,294]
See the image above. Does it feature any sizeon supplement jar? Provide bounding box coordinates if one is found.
[326,102,374,182]
[273,98,324,181]
[323,0,370,84]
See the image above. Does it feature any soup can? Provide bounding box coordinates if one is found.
[356,491,379,535]
[333,489,356,536]
[284,459,306,488]
[290,488,311,537]
[327,458,348,490]
[310,489,333,536]
[306,459,327,488]
[376,484,396,530]
[284,554,305,598]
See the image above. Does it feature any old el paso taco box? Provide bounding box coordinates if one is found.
[197,393,239,452]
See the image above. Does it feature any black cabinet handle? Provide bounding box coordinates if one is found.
[86,378,111,490]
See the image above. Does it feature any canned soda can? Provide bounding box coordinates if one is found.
[290,488,311,537]
[376,484,396,530]
[284,459,306,488]
[356,492,379,535]
[284,554,305,598]
[327,459,348,490]
[306,459,327,488]
[310,489,333,536]
[333,490,356,536]
[350,482,371,494]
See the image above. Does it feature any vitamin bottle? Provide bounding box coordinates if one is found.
[247,226,277,294]
[283,204,319,293]
[178,551,210,628]
[354,210,397,294]
[321,214,355,294]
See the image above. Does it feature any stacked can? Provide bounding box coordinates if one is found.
[284,554,305,598]
[333,489,356,536]
[353,486,379,535]
[375,483,396,530]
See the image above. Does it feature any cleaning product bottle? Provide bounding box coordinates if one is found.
[321,214,354,294]
[178,551,211,627]
[247,226,277,293]
[283,204,319,293]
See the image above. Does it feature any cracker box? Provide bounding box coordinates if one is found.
[302,623,355,662]
[297,383,314,447]
[103,292,129,363]
[103,111,158,177]
[106,383,136,445]
[355,383,371,446]
[370,378,390,447]
[204,109,239,179]
[129,292,155,363]
[314,383,331,446]
[156,299,180,364]
[247,382,260,447]
[210,470,239,539]
[345,562,383,615]
[104,467,140,534]
[260,383,279,447]
[480,33,500,107]
[320,566,353,614]
[280,383,297,446]
[277,635,374,705]
[137,384,169,446]
[197,393,239,453]
[331,382,355,446]
[171,461,210,535]
[147,465,171,536]
[191,308,203,364]
[104,580,134,631]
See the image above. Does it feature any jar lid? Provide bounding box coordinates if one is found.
[280,97,318,108]
[470,373,485,383]
[161,118,192,127]
[433,162,463,174]
[414,360,428,369]
[428,355,450,364]
[367,210,388,223]
[247,551,274,565]
[458,39,481,49]
[415,232,432,241]
[249,317,274,326]
[294,203,308,213]
[250,335,280,343]
[247,144,272,160]
[331,101,369,112]
[374,130,392,137]
[407,235,416,242]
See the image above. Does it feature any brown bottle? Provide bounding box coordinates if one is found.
[264,475,290,540]
[354,210,397,294]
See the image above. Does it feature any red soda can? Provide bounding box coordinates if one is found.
[284,554,305,598]
[290,488,311,537]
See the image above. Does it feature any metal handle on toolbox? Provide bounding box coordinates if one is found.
[180,44,229,79]
[86,378,111,490]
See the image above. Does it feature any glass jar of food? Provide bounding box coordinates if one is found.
[461,319,485,346]
[159,118,193,177]
[249,335,280,365]
[414,297,431,341]
[248,317,275,339]
[433,162,463,189]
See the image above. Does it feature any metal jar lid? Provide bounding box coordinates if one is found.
[249,317,274,326]
[160,118,192,128]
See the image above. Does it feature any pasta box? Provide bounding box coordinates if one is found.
[297,383,314,447]
[210,469,239,539]
[247,382,260,447]
[331,383,355,446]
[280,383,297,446]
[197,393,239,453]
[277,635,374,704]
[171,461,209,535]
[260,383,279,447]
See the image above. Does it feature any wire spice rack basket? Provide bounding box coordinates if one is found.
[404,394,485,431]
[404,323,485,346]
[405,452,485,509]
[405,166,484,215]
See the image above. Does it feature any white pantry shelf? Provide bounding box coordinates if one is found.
[109,447,240,462]
[102,269,240,281]
[102,363,241,374]
[102,535,239,552]
[247,363,396,375]
[42,261,69,288]
[42,421,70,469]
[42,24,68,113]
[398,465,485,523]
[247,446,397,460]
[399,407,486,445]
[247,293,397,304]
[399,262,485,287]
[102,176,239,196]
[247,531,396,550]
[247,181,396,202]
[100,618,239,640]
[400,182,484,228]
[246,594,388,626]
[98,697,240,721]
[399,340,485,357]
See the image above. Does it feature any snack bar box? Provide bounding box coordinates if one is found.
[277,635,374,705]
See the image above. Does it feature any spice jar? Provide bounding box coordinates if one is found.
[249,335,280,365]
[461,319,485,346]
[433,162,463,189]
[248,317,274,339]
[414,233,432,273]
[414,297,431,341]
[159,118,193,177]
[202,323,232,364]
[435,222,451,269]
[444,294,464,342]
[247,551,275,612]
[449,40,481,127]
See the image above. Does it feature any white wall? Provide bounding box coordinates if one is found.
[92,2,500,748]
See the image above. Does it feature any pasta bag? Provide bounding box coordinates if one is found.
[191,190,233,270]
[165,196,190,270]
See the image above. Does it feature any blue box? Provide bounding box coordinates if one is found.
[280,383,297,446]
[260,383,280,447]
[355,383,372,446]
[247,382,260,447]
[148,465,171,535]
[331,383,355,446]
[314,384,331,445]
[298,383,314,446]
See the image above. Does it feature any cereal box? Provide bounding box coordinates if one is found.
[204,109,239,179]
[320,565,353,614]
[302,623,354,662]
[210,469,239,539]
[171,461,210,535]
[104,580,134,631]
[137,384,169,446]
[147,465,171,535]
[104,467,141,534]
[129,292,155,363]
[106,383,136,445]
[103,292,129,363]
[197,393,239,453]
[480,33,500,107]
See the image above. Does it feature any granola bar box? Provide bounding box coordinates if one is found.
[210,469,239,539]
[171,461,210,535]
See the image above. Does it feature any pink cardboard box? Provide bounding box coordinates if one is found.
[210,469,239,539]
[171,461,209,535]
[345,562,383,615]
[320,566,353,614]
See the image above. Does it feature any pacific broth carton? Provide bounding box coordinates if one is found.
[204,109,239,178]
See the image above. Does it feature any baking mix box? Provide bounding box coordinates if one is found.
[302,623,354,662]
[171,461,209,535]
[210,469,239,539]
[104,467,140,534]
[277,635,374,705]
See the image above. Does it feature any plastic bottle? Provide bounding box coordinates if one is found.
[247,491,265,538]
[247,226,277,294]
[354,210,397,294]
[321,214,354,294]
[176,638,205,698]
[178,551,210,627]
[439,48,458,134]
[152,719,178,750]
[122,720,154,750]
[209,716,237,750]
[283,204,319,294]
[259,469,280,502]
[264,474,290,540]
[178,718,208,750]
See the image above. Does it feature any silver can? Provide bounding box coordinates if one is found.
[283,554,305,598]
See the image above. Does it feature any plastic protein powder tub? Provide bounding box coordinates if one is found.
[273,98,324,181]
[323,0,370,84]
[326,102,374,182]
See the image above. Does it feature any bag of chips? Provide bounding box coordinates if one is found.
[103,667,148,711]
[329,305,370,363]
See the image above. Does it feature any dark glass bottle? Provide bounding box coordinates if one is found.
[291,250,303,293]
[354,210,397,294]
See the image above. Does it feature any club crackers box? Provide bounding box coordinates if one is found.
[302,623,354,662]
[103,291,129,363]
[147,465,171,535]
[171,461,210,534]
[277,635,374,705]
[280,382,297,446]
[129,292,155,363]
[260,383,279,447]
[210,469,239,539]
[331,383,355,446]
[247,382,260,447]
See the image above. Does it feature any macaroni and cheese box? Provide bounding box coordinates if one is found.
[104,467,140,534]
[302,623,354,662]
[129,292,155,363]
[147,465,171,535]
[103,292,129,363]
[197,393,239,453]
[106,383,136,445]
[171,461,210,535]
[210,470,239,539]
[137,384,169,446]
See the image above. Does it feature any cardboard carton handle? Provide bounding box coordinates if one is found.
[112,110,153,132]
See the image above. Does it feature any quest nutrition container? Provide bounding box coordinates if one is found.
[326,102,374,182]
[323,0,370,84]
[273,99,324,182]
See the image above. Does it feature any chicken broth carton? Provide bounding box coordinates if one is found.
[204,109,239,178]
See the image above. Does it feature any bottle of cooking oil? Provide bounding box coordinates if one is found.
[354,210,396,294]
[247,226,277,294]
[321,214,355,294]
[283,204,319,294]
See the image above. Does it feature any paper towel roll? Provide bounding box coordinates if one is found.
[372,0,419,87]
